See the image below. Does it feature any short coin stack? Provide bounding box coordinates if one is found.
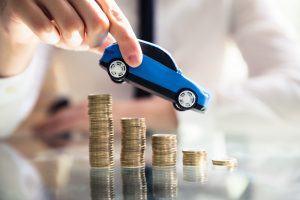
[120,118,146,167]
[88,94,114,168]
[90,168,115,199]
[152,134,177,166]
[212,158,238,168]
[182,150,207,166]
[121,167,147,200]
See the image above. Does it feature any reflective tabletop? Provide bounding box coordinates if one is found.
[1,129,300,200]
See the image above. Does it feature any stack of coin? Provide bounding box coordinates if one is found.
[120,118,146,167]
[122,167,147,200]
[183,166,208,183]
[90,168,115,200]
[152,166,178,199]
[212,157,238,168]
[182,150,207,166]
[88,94,114,168]
[152,134,177,166]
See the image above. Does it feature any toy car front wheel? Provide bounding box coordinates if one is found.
[108,59,128,83]
[175,89,197,110]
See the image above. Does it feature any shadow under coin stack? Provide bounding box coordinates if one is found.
[90,168,115,200]
[120,118,146,168]
[152,166,178,199]
[152,134,177,166]
[121,167,147,200]
[88,94,114,168]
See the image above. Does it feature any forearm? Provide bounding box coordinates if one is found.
[210,68,300,135]
[0,28,38,77]
[113,97,178,133]
[218,0,300,133]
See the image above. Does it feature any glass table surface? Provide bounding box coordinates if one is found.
[1,129,300,200]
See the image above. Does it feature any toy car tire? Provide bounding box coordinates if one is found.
[173,102,185,111]
[175,89,197,110]
[108,59,128,83]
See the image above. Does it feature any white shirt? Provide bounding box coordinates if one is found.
[1,0,300,137]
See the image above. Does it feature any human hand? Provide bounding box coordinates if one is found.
[34,100,89,138]
[33,97,177,147]
[0,0,142,67]
[32,99,127,148]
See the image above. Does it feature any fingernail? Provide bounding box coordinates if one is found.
[69,31,83,47]
[128,53,142,67]
[42,31,60,44]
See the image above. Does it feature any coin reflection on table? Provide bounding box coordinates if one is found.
[90,168,115,200]
[152,166,178,199]
[183,165,208,184]
[121,167,147,200]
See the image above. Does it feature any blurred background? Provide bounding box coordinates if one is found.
[223,0,300,84]
[13,0,300,139]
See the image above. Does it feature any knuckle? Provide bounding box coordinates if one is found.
[62,16,83,32]
[32,19,52,33]
[118,28,133,42]
[108,6,125,23]
[91,17,109,34]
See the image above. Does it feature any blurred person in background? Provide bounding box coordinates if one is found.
[1,0,300,141]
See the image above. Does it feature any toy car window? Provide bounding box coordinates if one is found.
[139,41,178,71]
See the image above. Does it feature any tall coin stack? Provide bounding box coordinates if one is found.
[88,94,114,168]
[121,167,147,200]
[182,150,207,166]
[90,168,115,199]
[120,118,146,167]
[152,134,177,166]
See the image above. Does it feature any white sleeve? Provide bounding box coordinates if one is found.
[211,0,300,134]
[0,44,51,138]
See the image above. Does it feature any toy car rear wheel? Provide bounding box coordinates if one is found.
[176,89,197,110]
[108,59,128,83]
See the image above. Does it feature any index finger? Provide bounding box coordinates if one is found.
[96,0,142,67]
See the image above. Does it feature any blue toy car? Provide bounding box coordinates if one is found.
[99,40,210,112]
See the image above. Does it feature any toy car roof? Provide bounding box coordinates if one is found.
[138,40,179,72]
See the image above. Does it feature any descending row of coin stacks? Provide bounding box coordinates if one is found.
[120,118,146,168]
[152,134,177,166]
[121,168,147,200]
[88,94,237,171]
[152,166,178,199]
[88,94,114,168]
[90,168,115,200]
